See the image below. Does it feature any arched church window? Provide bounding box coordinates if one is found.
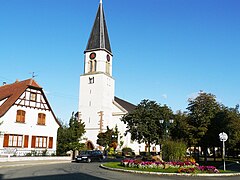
[106,61,110,74]
[89,61,93,72]
[89,60,97,72]
[106,54,110,74]
[94,60,97,71]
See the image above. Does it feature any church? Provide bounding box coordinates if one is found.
[78,0,158,154]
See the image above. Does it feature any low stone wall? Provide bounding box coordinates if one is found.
[0,156,71,162]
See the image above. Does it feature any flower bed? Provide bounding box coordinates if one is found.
[121,159,219,174]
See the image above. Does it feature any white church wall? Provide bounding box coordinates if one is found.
[79,71,115,148]
[84,51,113,76]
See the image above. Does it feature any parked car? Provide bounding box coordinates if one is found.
[75,150,104,163]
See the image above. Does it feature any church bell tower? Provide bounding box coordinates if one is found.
[78,0,115,149]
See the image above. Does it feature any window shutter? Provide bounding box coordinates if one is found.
[48,137,53,149]
[31,136,36,148]
[21,111,26,122]
[3,134,9,147]
[24,135,29,148]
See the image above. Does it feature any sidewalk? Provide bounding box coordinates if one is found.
[0,156,72,168]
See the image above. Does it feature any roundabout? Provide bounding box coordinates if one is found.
[100,161,240,177]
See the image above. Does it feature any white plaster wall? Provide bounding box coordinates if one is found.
[0,105,59,153]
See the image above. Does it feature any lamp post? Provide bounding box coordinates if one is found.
[159,119,174,156]
[159,119,174,140]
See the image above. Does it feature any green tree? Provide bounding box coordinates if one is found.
[187,91,220,162]
[56,112,86,155]
[121,99,163,154]
[170,111,189,143]
[200,104,240,159]
[223,105,240,151]
[56,120,69,155]
[96,126,118,151]
[68,113,86,150]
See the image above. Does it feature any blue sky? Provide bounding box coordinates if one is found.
[1,0,240,123]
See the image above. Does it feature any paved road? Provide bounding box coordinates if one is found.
[0,160,239,180]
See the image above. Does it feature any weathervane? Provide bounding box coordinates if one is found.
[30,72,37,79]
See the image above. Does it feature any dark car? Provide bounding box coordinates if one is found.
[75,150,104,163]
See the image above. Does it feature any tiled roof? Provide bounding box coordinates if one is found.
[0,79,60,126]
[114,96,136,113]
[0,79,39,117]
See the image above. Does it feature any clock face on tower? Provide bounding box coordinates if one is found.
[90,52,96,60]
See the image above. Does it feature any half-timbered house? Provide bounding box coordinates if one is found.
[0,79,60,156]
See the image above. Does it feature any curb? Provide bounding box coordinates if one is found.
[100,164,240,177]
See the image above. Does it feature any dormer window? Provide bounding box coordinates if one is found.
[30,92,37,101]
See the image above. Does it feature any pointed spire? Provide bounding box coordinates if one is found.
[85,1,112,54]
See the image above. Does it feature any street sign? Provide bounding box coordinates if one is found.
[219,132,228,142]
[219,132,228,171]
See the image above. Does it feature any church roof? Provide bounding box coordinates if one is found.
[0,79,60,126]
[114,96,136,113]
[85,1,112,54]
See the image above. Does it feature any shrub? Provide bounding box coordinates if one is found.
[108,147,115,156]
[25,152,32,157]
[42,149,48,156]
[122,147,134,157]
[162,140,186,161]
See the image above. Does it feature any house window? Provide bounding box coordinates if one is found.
[38,113,46,125]
[7,134,23,147]
[16,110,25,123]
[35,136,47,148]
[30,92,37,101]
